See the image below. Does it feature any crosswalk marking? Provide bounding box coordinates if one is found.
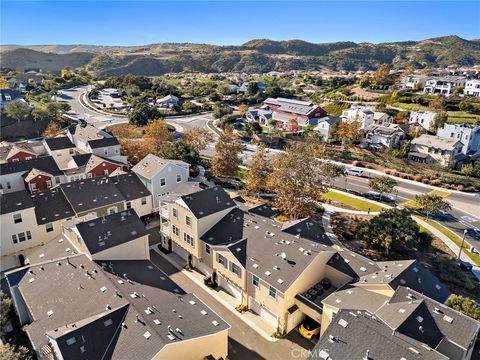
[400,189,451,209]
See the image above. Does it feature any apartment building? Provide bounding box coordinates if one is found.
[464,79,480,97]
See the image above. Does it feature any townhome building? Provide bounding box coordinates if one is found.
[362,124,406,149]
[464,79,480,97]
[132,154,191,210]
[409,110,437,131]
[423,76,467,96]
[408,134,465,169]
[436,123,480,155]
[5,211,230,360]
[262,97,327,128]
[399,75,429,90]
[0,142,40,164]
[341,106,392,130]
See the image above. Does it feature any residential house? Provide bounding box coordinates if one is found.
[313,116,341,142]
[262,97,327,128]
[423,76,466,96]
[409,110,437,131]
[408,134,465,169]
[341,106,391,130]
[64,153,128,182]
[436,123,480,155]
[464,79,480,97]
[0,142,39,164]
[362,124,406,149]
[311,286,479,360]
[157,94,179,109]
[43,136,80,170]
[5,241,230,359]
[0,89,25,109]
[246,108,273,125]
[7,78,27,93]
[399,75,429,90]
[132,154,191,210]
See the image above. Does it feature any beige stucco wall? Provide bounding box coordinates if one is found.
[92,235,150,261]
[247,271,285,321]
[77,201,125,218]
[153,329,229,360]
[354,284,394,297]
[212,247,247,291]
[320,304,338,336]
[130,196,153,217]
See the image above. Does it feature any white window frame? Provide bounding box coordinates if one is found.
[103,169,109,176]
[31,182,37,191]
[172,225,180,237]
[172,208,178,218]
[13,213,22,224]
[46,223,54,233]
[160,178,166,187]
[216,253,228,268]
[183,233,194,247]
[252,275,259,288]
[141,197,147,205]
[126,201,132,209]
[230,262,241,277]
[46,180,52,188]
[176,174,182,183]
[269,285,277,300]
[185,215,192,227]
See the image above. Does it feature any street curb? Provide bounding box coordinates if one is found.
[150,246,279,342]
[328,188,392,209]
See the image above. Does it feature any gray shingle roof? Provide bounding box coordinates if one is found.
[326,250,380,280]
[111,173,151,201]
[31,188,74,225]
[44,137,75,150]
[75,210,148,255]
[6,254,229,360]
[180,186,235,219]
[310,310,448,360]
[0,190,34,215]
[132,154,189,180]
[0,155,62,176]
[321,284,389,313]
[411,134,461,151]
[88,137,120,149]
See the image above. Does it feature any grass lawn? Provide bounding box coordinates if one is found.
[323,191,384,212]
[419,216,480,266]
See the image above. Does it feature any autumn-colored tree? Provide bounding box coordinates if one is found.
[268,141,329,219]
[429,94,447,111]
[144,119,173,155]
[211,128,242,177]
[42,121,62,138]
[238,104,248,116]
[374,63,391,85]
[0,76,9,89]
[182,127,214,152]
[336,121,363,147]
[121,139,150,165]
[244,145,272,196]
[110,124,143,139]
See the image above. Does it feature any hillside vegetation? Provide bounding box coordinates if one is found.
[1,35,479,75]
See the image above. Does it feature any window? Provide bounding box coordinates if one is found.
[69,148,74,155]
[55,176,61,184]
[269,286,277,300]
[6,182,11,189]
[217,253,227,268]
[46,223,54,233]
[18,232,26,242]
[31,183,37,191]
[103,170,109,176]
[46,180,52,188]
[172,208,178,218]
[26,231,32,240]
[160,178,166,186]
[126,201,132,209]
[183,233,194,247]
[185,215,192,227]
[87,173,93,178]
[13,213,22,224]
[205,244,211,254]
[12,234,18,244]
[141,197,147,205]
[230,262,241,277]
[176,174,182,183]
[172,225,180,236]
[252,275,259,288]
[25,156,32,160]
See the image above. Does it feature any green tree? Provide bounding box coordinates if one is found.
[31,106,50,122]
[446,295,480,320]
[452,86,465,96]
[4,101,31,122]
[458,101,474,112]
[357,209,421,256]
[460,163,475,177]
[212,104,233,119]
[128,103,161,126]
[430,111,448,133]
[374,63,391,85]
[368,176,398,200]
[323,163,345,187]
[160,140,201,166]
[182,100,199,113]
[0,290,12,329]
[244,145,272,196]
[211,128,242,177]
[0,344,31,360]
[414,194,452,221]
[429,94,447,111]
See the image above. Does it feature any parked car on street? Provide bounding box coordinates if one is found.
[345,168,365,177]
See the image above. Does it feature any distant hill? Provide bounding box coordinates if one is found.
[1,35,479,75]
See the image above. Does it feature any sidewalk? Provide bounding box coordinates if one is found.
[149,245,278,342]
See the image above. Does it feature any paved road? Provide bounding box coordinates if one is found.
[334,175,480,249]
[149,251,314,360]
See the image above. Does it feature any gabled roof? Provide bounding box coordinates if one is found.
[281,218,333,245]
[88,137,120,149]
[44,137,75,151]
[327,250,381,280]
[411,134,462,151]
[0,155,62,176]
[356,260,450,303]
[226,239,247,267]
[0,143,37,161]
[180,186,235,219]
[111,173,151,201]
[322,284,389,313]
[31,188,74,225]
[0,190,34,215]
[75,210,148,255]
[132,154,189,180]
[309,310,448,360]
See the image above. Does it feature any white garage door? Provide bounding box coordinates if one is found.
[249,297,278,328]
[172,243,188,261]
[219,275,242,302]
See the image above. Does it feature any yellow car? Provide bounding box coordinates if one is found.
[299,317,320,339]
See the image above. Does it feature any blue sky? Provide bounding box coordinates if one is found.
[1,1,479,45]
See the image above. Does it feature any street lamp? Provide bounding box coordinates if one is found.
[457,229,469,260]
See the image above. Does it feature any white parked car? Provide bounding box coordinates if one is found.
[345,168,365,177]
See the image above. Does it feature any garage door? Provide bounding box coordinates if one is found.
[286,308,306,333]
[172,243,188,261]
[249,297,278,328]
[219,275,242,302]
